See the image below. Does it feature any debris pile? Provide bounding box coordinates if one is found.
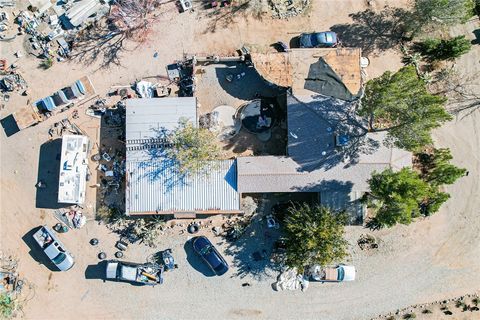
[357,233,379,250]
[0,72,27,102]
[269,0,309,19]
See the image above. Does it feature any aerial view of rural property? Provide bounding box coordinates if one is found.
[0,0,479,319]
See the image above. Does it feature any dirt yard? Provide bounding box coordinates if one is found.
[1,0,480,319]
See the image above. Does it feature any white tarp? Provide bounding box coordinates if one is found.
[273,268,308,291]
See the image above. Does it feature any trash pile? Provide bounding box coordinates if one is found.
[357,233,379,250]
[47,117,85,137]
[95,148,126,196]
[166,58,195,97]
[269,0,310,19]
[9,1,109,64]
[273,268,309,291]
[0,71,27,102]
[53,208,87,229]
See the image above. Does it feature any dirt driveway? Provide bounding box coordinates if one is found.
[1,1,480,319]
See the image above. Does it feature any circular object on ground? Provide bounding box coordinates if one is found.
[92,154,101,161]
[239,99,275,134]
[360,56,370,68]
[98,252,106,260]
[53,223,63,232]
[187,223,200,234]
[115,251,123,258]
[257,130,272,142]
[212,105,241,140]
[90,238,99,246]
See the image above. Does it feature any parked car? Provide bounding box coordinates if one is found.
[105,260,163,286]
[299,31,338,48]
[32,225,75,271]
[192,236,229,276]
[308,265,356,282]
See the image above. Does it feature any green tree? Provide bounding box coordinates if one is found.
[283,204,348,271]
[417,36,472,61]
[366,168,449,227]
[359,66,452,151]
[168,120,222,175]
[414,0,476,26]
[416,148,466,185]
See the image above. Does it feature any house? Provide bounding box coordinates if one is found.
[125,97,241,217]
[58,135,90,205]
[239,48,412,223]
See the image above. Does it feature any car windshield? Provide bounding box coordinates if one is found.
[337,267,344,281]
[52,252,67,265]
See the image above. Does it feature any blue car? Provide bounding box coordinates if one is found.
[192,236,229,276]
[299,31,338,48]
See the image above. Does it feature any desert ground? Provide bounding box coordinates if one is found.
[1,0,480,319]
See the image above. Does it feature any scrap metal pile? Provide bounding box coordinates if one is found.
[268,0,309,19]
[0,71,27,102]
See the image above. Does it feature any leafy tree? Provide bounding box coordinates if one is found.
[416,148,466,185]
[414,0,476,26]
[283,204,348,271]
[168,120,222,175]
[366,168,449,227]
[417,36,472,61]
[359,66,452,151]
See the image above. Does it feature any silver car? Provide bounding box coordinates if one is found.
[32,225,75,271]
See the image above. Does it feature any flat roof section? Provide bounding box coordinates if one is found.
[58,135,89,204]
[125,97,197,144]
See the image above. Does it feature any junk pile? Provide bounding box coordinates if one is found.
[166,58,195,97]
[269,0,309,19]
[273,268,309,291]
[0,72,27,101]
[54,209,87,229]
[95,148,126,196]
[11,0,109,62]
[357,233,379,250]
[48,118,84,137]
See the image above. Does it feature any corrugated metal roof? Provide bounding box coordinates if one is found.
[126,97,197,143]
[126,159,239,214]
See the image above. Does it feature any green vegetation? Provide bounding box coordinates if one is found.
[359,66,451,151]
[366,148,465,228]
[39,57,53,70]
[168,120,222,175]
[417,36,472,61]
[414,0,476,26]
[416,148,467,186]
[283,204,348,271]
[0,293,18,319]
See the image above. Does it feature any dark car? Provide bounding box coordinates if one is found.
[192,236,229,276]
[299,31,338,48]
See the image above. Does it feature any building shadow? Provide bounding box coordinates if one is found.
[0,114,20,137]
[183,240,215,277]
[213,62,284,101]
[22,227,60,272]
[36,138,65,209]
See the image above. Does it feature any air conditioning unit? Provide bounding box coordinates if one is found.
[179,0,193,12]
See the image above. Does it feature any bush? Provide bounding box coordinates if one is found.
[0,293,17,319]
[417,36,472,61]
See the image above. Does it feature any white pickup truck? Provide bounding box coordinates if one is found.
[32,226,75,271]
[308,265,356,282]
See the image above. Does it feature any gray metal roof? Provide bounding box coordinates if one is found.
[126,97,197,143]
[237,155,387,193]
[126,159,239,214]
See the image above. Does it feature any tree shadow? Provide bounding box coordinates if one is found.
[183,240,216,277]
[69,24,128,69]
[36,139,66,209]
[331,6,414,55]
[202,0,264,34]
[22,227,61,272]
[287,94,379,172]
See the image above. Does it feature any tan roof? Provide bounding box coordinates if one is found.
[13,105,42,129]
[250,52,292,88]
[251,48,362,96]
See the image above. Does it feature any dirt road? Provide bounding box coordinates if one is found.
[1,1,479,319]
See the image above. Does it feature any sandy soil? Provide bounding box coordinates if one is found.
[1,1,480,320]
